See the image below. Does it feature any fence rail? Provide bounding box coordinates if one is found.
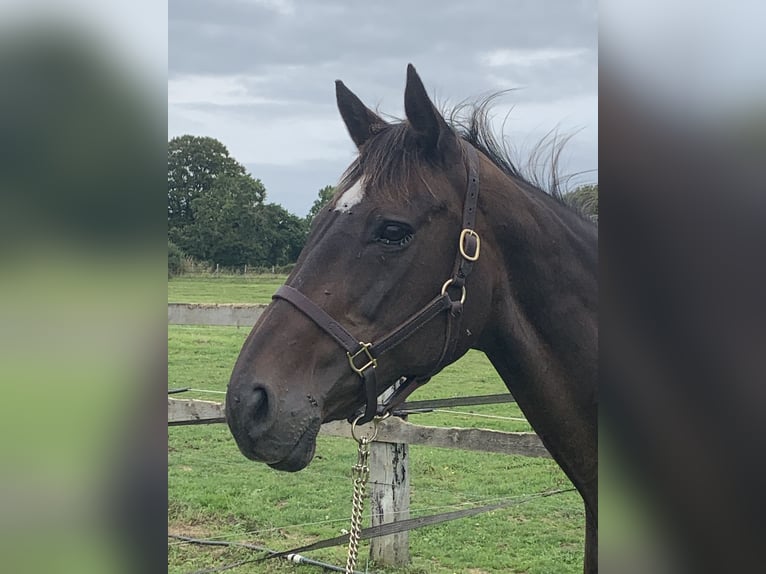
[168,303,265,327]
[168,397,549,458]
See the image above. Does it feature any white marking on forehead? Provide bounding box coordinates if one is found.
[334,179,365,212]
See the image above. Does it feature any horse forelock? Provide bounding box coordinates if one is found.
[336,122,424,204]
[333,95,594,224]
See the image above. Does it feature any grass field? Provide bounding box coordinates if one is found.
[168,275,584,573]
[168,274,288,304]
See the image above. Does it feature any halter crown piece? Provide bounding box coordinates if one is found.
[272,144,481,424]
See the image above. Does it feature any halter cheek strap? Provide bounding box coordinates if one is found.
[272,144,481,424]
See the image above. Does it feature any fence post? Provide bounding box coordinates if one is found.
[369,385,410,566]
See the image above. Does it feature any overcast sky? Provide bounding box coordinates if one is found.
[169,0,597,217]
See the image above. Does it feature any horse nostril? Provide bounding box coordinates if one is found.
[250,387,269,422]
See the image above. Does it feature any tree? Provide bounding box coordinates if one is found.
[306,185,336,226]
[168,135,269,261]
[179,176,306,268]
[168,135,262,232]
[167,134,311,268]
[182,174,268,267]
[565,184,598,220]
[257,204,308,267]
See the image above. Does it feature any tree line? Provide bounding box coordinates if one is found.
[168,135,596,275]
[168,135,333,274]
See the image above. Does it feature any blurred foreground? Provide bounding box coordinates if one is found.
[0,4,166,573]
[600,2,765,572]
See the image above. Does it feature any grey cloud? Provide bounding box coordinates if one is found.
[169,0,595,79]
[169,0,597,215]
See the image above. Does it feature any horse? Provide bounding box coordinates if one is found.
[226,64,598,573]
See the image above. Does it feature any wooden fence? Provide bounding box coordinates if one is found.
[168,302,264,327]
[168,303,550,566]
[168,397,549,458]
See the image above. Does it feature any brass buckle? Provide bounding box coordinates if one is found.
[441,278,466,304]
[459,229,481,261]
[347,342,377,375]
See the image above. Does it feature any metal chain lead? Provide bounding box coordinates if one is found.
[345,436,370,574]
[345,415,380,574]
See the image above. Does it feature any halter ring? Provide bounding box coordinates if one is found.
[441,278,467,304]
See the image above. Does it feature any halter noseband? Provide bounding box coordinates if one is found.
[272,144,481,424]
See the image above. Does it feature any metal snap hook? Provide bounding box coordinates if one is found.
[350,414,380,444]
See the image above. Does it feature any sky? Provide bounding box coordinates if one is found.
[168,0,598,217]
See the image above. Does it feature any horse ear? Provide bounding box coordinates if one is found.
[404,64,457,156]
[336,80,386,149]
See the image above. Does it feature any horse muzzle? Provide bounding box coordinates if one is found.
[225,382,322,472]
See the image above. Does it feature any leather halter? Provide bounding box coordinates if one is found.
[273,144,481,424]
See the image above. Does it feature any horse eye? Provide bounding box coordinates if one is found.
[377,223,413,246]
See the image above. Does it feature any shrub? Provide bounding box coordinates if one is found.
[168,240,187,277]
[565,184,598,221]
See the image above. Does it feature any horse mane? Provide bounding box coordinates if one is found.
[448,93,566,199]
[337,93,594,220]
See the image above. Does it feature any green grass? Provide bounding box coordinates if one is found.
[168,276,584,573]
[168,274,287,304]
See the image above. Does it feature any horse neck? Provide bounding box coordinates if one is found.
[476,165,598,503]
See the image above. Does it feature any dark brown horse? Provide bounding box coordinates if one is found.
[226,65,597,573]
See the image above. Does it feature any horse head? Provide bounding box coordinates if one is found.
[226,65,496,471]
